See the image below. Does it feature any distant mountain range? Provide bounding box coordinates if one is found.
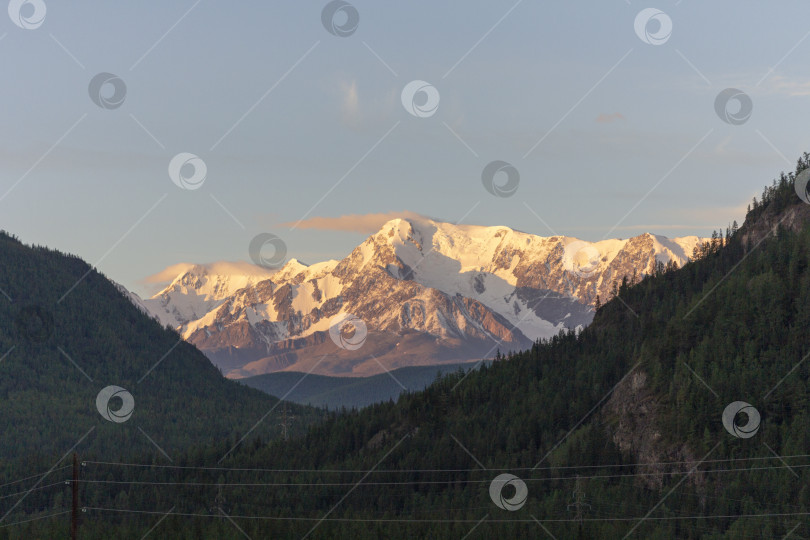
[239,361,485,410]
[126,217,706,378]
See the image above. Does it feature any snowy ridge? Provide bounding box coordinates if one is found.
[140,262,277,330]
[130,217,708,377]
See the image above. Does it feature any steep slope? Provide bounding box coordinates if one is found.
[138,218,704,378]
[0,232,319,476]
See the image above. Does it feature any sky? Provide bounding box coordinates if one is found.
[1,1,809,297]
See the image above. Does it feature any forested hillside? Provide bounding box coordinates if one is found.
[6,155,810,538]
[0,233,322,535]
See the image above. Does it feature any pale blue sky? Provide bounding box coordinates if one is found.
[1,1,809,296]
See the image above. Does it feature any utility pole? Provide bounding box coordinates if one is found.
[215,483,225,513]
[567,475,590,537]
[280,402,295,441]
[281,402,289,441]
[71,453,79,540]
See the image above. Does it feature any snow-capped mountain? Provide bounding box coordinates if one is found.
[135,261,277,330]
[130,217,705,378]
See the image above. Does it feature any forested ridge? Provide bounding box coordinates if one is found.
[0,232,322,538]
[4,155,810,538]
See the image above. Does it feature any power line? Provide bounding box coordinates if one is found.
[0,465,71,489]
[75,461,809,487]
[0,509,71,528]
[82,452,810,474]
[81,506,810,523]
[0,481,66,501]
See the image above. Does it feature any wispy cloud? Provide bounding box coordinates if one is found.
[335,79,397,131]
[675,202,752,225]
[759,74,810,97]
[140,261,275,292]
[141,262,196,285]
[340,80,360,127]
[596,112,624,123]
[279,211,427,233]
[682,72,810,98]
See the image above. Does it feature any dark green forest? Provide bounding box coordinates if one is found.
[3,155,810,538]
[0,234,322,538]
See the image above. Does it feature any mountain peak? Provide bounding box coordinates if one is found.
[157,261,275,299]
[164,261,274,283]
[129,216,710,377]
[273,258,310,281]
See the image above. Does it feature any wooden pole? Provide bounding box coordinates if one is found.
[71,453,78,540]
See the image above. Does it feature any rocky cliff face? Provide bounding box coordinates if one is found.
[603,370,703,491]
[739,201,810,249]
[133,217,705,378]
